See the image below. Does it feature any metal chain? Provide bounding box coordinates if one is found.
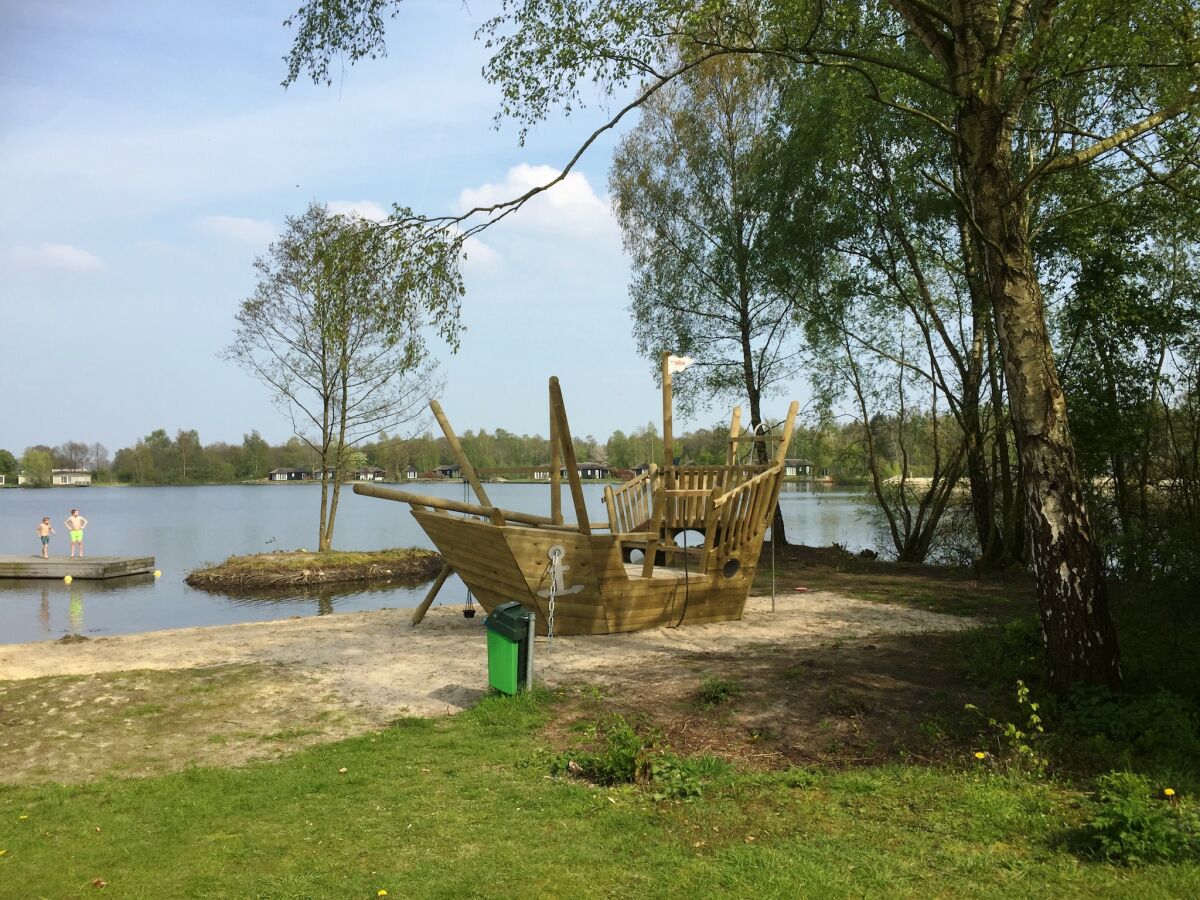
[546,546,560,652]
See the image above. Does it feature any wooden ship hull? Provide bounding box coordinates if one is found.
[356,357,797,636]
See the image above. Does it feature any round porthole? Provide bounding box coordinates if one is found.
[722,558,741,579]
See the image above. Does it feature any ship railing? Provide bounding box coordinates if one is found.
[697,466,782,571]
[603,465,657,534]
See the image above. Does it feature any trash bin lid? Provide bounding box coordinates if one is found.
[485,601,532,641]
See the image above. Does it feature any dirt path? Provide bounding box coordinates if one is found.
[0,592,972,782]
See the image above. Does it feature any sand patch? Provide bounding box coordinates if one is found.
[0,592,971,781]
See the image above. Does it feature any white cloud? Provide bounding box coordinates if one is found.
[458,164,614,238]
[197,215,275,246]
[461,236,499,267]
[327,200,392,223]
[5,242,104,272]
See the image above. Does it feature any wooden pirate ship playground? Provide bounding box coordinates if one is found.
[355,354,798,636]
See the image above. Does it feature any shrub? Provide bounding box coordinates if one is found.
[965,679,1047,774]
[552,716,730,801]
[1062,688,1199,771]
[696,676,741,708]
[551,715,652,785]
[1082,772,1200,865]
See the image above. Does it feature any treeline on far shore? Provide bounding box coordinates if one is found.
[2,413,947,488]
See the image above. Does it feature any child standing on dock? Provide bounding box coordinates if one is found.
[36,517,55,558]
[65,509,88,558]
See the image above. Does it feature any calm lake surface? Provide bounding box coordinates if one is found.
[0,482,875,644]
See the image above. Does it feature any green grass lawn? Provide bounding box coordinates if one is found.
[3,690,1197,899]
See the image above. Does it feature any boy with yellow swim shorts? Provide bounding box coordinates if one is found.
[65,508,88,558]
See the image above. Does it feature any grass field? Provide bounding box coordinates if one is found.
[2,686,1197,898]
[3,552,1198,897]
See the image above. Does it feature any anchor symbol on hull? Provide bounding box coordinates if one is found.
[537,544,585,598]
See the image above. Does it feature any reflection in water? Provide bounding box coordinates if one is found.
[40,586,50,631]
[192,575,434,619]
[69,588,84,632]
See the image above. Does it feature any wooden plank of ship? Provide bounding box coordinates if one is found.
[355,352,798,636]
[0,556,156,580]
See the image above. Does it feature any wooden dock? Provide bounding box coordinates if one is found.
[0,556,156,580]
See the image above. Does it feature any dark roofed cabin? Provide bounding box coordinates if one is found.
[268,467,310,481]
[783,458,814,478]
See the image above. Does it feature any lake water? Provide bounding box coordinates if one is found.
[0,482,875,644]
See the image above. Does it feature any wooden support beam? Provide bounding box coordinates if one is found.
[429,399,491,508]
[549,382,562,525]
[661,351,674,468]
[352,483,551,526]
[641,484,665,578]
[603,484,618,532]
[773,401,801,467]
[548,376,591,535]
[411,563,452,626]
[726,406,742,466]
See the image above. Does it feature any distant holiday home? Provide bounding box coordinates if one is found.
[784,458,814,478]
[532,462,611,480]
[435,464,462,479]
[403,464,419,481]
[352,466,385,482]
[17,469,92,486]
[267,467,311,482]
[54,468,93,486]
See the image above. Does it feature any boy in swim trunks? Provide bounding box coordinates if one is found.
[65,509,88,558]
[36,517,55,558]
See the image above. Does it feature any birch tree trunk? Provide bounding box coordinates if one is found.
[969,147,1122,690]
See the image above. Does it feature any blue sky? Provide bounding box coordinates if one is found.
[0,0,801,456]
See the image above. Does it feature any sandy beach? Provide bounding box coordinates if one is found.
[0,591,969,718]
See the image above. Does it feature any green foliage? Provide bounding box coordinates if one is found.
[18,448,52,487]
[551,714,652,786]
[696,675,741,708]
[965,680,1048,775]
[1061,688,1200,775]
[610,53,804,426]
[551,714,728,801]
[1082,772,1200,865]
[223,201,461,547]
[0,448,18,476]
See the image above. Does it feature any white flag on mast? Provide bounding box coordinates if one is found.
[666,355,695,374]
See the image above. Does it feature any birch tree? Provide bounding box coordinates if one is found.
[225,203,461,550]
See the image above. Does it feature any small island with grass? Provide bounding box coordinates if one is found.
[185,547,443,590]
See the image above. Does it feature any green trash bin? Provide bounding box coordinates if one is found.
[484,601,533,695]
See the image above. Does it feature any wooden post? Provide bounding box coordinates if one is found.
[549,383,562,525]
[548,377,591,535]
[411,563,451,626]
[641,484,665,578]
[764,400,801,553]
[726,406,742,467]
[661,351,673,469]
[772,401,801,467]
[603,484,618,532]
[429,399,491,509]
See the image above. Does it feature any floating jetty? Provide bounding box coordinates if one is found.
[0,556,156,580]
[356,354,797,636]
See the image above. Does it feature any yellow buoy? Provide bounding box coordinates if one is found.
[63,575,73,584]
[154,570,162,578]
